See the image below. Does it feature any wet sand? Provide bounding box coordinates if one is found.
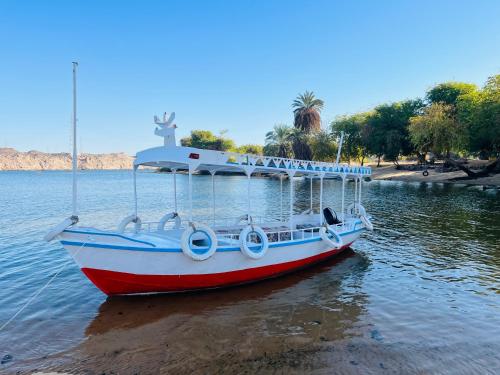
[370,162,500,186]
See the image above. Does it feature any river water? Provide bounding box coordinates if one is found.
[0,170,499,374]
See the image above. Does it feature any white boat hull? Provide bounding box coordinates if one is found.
[59,226,364,295]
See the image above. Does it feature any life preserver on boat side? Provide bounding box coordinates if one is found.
[239,225,269,259]
[117,215,142,233]
[181,223,218,261]
[320,226,343,248]
[347,203,366,217]
[235,214,253,225]
[157,212,181,231]
[360,215,374,231]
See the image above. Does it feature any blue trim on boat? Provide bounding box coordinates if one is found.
[63,229,157,247]
[60,227,365,253]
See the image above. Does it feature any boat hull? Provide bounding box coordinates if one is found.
[60,226,363,295]
[81,244,350,295]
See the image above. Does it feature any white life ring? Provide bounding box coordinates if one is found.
[301,208,314,215]
[180,223,218,261]
[157,212,181,231]
[360,215,374,231]
[234,214,253,225]
[347,203,367,217]
[239,225,269,259]
[44,216,78,242]
[320,226,343,248]
[117,215,142,233]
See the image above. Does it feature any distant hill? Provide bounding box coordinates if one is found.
[0,148,134,170]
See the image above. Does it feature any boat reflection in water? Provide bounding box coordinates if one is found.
[68,250,371,374]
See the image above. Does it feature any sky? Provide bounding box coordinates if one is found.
[1,0,499,154]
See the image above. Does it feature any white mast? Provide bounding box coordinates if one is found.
[72,62,78,218]
[335,131,344,165]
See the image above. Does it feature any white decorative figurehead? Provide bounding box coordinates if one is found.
[154,112,177,147]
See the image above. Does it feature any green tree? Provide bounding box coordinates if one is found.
[289,127,312,160]
[331,112,371,164]
[309,130,337,162]
[292,91,324,160]
[457,75,500,159]
[264,124,293,158]
[180,130,236,151]
[366,100,424,166]
[236,144,263,155]
[409,103,467,157]
[426,82,477,107]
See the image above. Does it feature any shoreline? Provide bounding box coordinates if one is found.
[369,163,500,187]
[1,165,498,187]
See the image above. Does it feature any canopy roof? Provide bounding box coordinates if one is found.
[135,146,371,177]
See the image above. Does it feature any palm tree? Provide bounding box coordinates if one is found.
[291,91,324,160]
[292,91,324,133]
[289,127,313,160]
[265,124,293,158]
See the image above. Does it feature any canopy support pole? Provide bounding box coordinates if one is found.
[188,168,193,222]
[280,174,283,223]
[319,175,324,224]
[172,169,177,212]
[341,175,346,228]
[354,176,358,214]
[247,173,251,220]
[359,176,362,206]
[211,171,216,225]
[133,166,138,218]
[310,176,313,212]
[288,171,295,230]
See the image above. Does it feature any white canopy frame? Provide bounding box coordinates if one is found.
[131,145,370,229]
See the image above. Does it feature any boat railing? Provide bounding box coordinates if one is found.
[140,215,282,233]
[216,220,354,245]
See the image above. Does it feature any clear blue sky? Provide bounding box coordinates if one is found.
[1,0,499,154]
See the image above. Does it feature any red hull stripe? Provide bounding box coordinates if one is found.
[81,244,351,295]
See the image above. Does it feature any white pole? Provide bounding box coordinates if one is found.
[289,173,294,229]
[335,131,344,165]
[172,169,177,212]
[359,176,362,206]
[341,176,345,227]
[133,166,138,218]
[319,176,323,224]
[71,62,78,217]
[354,176,358,213]
[188,169,193,222]
[280,174,283,222]
[247,173,251,220]
[309,176,313,212]
[211,171,216,224]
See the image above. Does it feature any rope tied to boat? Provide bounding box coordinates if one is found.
[0,241,88,333]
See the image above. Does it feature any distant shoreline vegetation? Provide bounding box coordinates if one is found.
[181,75,499,175]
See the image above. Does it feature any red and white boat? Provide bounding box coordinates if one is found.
[44,65,373,296]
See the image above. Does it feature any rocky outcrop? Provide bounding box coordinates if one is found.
[0,148,134,170]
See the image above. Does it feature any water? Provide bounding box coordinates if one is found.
[0,170,499,374]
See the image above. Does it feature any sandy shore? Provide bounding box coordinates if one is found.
[369,163,500,187]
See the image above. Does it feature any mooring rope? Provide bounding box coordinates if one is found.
[0,241,87,333]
